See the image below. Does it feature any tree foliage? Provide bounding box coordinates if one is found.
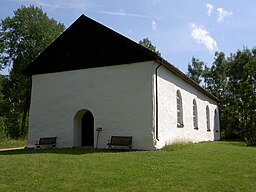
[0,75,7,138]
[0,6,65,138]
[187,57,204,84]
[187,48,256,139]
[139,37,161,56]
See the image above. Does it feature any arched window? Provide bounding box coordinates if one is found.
[193,99,198,130]
[214,109,220,140]
[206,106,210,131]
[176,90,184,127]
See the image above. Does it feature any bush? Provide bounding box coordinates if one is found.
[0,117,7,140]
[0,137,27,149]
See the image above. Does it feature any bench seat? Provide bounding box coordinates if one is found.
[35,137,57,149]
[107,136,132,150]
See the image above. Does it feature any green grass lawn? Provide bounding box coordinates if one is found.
[0,138,27,149]
[0,141,255,192]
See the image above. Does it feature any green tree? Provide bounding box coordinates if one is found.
[187,57,205,84]
[0,75,7,138]
[190,49,256,139]
[225,48,256,138]
[139,37,161,56]
[0,5,65,138]
[205,52,230,138]
[205,52,228,99]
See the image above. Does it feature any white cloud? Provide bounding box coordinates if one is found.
[217,8,233,23]
[152,20,157,30]
[18,0,93,11]
[93,9,151,19]
[191,24,218,54]
[206,3,214,16]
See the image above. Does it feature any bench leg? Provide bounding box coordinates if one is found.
[107,141,111,149]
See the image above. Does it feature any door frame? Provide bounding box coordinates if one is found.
[73,109,94,147]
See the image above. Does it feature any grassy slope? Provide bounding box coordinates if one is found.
[0,141,255,192]
[0,138,27,149]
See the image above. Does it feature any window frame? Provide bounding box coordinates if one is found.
[214,109,219,133]
[206,106,211,131]
[193,99,199,130]
[176,90,184,127]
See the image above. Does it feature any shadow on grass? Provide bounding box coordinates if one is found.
[0,147,134,156]
[217,140,249,147]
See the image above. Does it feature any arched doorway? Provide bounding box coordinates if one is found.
[81,111,94,146]
[73,109,94,147]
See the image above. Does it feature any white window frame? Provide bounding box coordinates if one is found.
[206,106,211,131]
[214,109,219,133]
[193,99,198,130]
[176,90,184,127]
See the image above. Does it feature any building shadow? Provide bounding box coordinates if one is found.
[0,147,133,156]
[218,140,248,147]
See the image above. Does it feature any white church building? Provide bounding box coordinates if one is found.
[25,15,220,150]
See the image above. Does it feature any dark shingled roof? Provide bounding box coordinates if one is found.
[24,14,158,75]
[24,14,219,102]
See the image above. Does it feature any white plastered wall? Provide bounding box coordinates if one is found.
[28,61,156,150]
[153,63,220,149]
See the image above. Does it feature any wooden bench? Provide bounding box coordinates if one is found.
[107,136,132,150]
[35,137,57,149]
[244,137,256,146]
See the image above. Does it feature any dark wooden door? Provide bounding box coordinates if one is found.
[81,111,94,146]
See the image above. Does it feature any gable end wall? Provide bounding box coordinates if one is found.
[28,61,156,150]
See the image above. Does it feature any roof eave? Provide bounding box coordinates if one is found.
[155,57,220,103]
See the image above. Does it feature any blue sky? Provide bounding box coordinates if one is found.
[1,0,256,74]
